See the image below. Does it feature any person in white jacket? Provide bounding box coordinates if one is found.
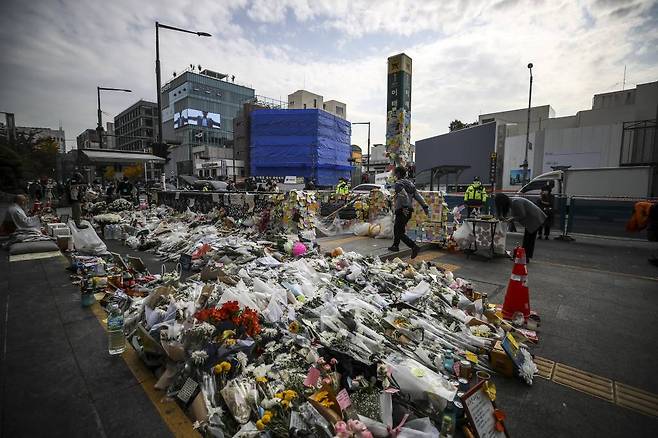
[7,194,41,232]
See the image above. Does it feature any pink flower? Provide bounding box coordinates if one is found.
[317,357,326,365]
[323,364,331,371]
[330,358,338,365]
[334,421,350,438]
[322,377,332,385]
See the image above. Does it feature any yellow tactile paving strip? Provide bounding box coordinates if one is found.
[615,382,658,417]
[534,356,555,379]
[90,302,200,437]
[531,357,658,418]
[551,362,614,402]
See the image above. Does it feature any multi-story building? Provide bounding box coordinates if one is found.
[415,80,658,192]
[288,90,347,119]
[324,100,347,119]
[16,125,66,153]
[161,68,255,178]
[482,81,658,189]
[76,129,100,150]
[114,100,158,152]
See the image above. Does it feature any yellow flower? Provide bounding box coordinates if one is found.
[262,413,272,424]
[320,399,334,408]
[225,338,236,346]
[274,392,284,400]
[220,361,231,372]
[316,391,328,401]
[222,330,235,339]
[256,376,268,384]
[256,420,265,431]
[283,390,298,401]
[281,399,290,408]
[213,364,223,375]
[288,321,300,333]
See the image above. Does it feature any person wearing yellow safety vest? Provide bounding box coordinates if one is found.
[335,178,350,197]
[464,176,488,217]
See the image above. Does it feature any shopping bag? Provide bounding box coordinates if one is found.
[68,220,107,255]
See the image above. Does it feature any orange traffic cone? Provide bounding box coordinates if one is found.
[502,246,531,320]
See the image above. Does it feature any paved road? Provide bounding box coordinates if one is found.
[318,231,658,437]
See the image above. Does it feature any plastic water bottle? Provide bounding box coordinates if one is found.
[107,304,126,355]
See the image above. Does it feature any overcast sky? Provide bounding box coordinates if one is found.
[0,0,656,151]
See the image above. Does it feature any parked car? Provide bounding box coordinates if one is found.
[352,183,385,194]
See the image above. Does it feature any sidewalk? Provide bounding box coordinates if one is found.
[0,252,175,437]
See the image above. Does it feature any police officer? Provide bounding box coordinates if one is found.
[464,176,488,217]
[335,177,349,197]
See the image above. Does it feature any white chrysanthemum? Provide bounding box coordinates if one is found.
[191,350,209,365]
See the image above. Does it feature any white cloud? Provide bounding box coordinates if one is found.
[0,0,656,154]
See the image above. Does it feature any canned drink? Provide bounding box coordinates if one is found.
[459,360,472,379]
[458,378,469,392]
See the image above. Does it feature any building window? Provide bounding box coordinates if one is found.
[620,119,657,165]
[336,107,344,115]
[323,103,326,109]
[303,104,307,109]
[313,99,317,108]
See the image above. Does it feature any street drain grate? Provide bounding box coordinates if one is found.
[614,383,658,417]
[552,363,614,402]
[534,356,555,379]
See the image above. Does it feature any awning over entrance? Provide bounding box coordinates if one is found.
[81,149,165,164]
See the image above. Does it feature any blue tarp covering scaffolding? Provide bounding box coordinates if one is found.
[250,109,352,186]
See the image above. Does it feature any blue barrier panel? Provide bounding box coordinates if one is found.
[568,197,645,239]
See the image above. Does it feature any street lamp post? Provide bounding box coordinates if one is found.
[522,63,533,186]
[352,122,371,181]
[155,21,211,175]
[96,86,131,149]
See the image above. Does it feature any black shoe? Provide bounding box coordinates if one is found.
[388,246,400,252]
[411,246,419,259]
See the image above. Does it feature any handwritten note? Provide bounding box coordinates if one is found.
[336,389,352,410]
[463,385,506,438]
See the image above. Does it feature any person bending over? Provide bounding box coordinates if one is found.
[494,193,546,260]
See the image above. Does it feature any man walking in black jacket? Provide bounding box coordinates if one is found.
[388,166,429,259]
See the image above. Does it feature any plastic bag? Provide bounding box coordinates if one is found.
[374,215,394,239]
[220,378,256,424]
[452,222,474,250]
[353,223,371,236]
[68,220,107,255]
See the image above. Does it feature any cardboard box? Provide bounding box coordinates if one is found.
[489,341,514,377]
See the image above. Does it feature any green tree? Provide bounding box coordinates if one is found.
[29,137,59,180]
[449,120,466,131]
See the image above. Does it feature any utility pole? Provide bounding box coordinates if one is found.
[522,63,533,186]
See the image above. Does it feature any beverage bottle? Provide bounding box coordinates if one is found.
[107,304,126,355]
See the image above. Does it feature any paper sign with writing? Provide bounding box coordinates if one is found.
[463,381,507,438]
[336,389,352,410]
[304,366,321,387]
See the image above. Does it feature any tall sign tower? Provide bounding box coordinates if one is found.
[386,53,412,170]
